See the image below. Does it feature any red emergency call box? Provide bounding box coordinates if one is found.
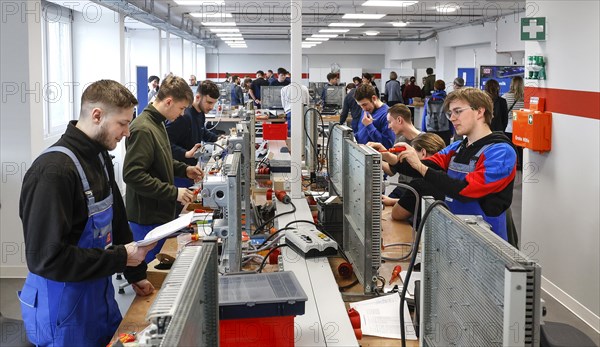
[512,109,552,153]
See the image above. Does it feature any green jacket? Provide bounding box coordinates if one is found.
[124,104,188,224]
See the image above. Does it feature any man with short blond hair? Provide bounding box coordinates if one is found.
[377,88,517,241]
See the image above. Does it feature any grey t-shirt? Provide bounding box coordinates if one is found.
[393,134,420,184]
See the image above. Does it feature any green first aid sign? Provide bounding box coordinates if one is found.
[521,17,546,41]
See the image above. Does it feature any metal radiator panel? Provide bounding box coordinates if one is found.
[421,200,541,347]
[146,241,219,346]
[342,140,382,293]
[328,124,353,197]
[224,152,242,273]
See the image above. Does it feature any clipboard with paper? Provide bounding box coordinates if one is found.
[135,213,194,246]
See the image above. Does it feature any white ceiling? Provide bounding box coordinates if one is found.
[121,0,526,45]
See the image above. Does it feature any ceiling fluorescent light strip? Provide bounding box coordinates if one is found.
[311,34,338,38]
[329,23,365,27]
[201,22,236,26]
[190,12,232,18]
[209,28,239,32]
[319,29,350,33]
[342,14,386,19]
[362,1,418,7]
[174,0,225,5]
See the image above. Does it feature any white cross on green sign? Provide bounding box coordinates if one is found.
[521,17,546,41]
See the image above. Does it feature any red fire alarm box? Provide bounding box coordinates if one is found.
[512,109,552,153]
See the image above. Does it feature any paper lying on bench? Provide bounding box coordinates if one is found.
[135,213,194,246]
[349,293,417,340]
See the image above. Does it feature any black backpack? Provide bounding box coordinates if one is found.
[426,98,450,132]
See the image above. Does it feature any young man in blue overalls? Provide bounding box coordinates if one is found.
[19,80,157,346]
[372,87,517,241]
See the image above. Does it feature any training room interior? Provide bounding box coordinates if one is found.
[0,0,599,346]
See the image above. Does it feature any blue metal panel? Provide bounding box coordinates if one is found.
[136,66,148,115]
[457,67,476,88]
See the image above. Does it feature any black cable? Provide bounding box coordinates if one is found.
[255,156,268,169]
[285,219,350,263]
[400,200,448,347]
[203,141,227,152]
[338,278,359,291]
[303,108,322,175]
[253,201,297,235]
[384,182,420,261]
[285,219,319,229]
[325,123,342,196]
[257,227,295,249]
[257,244,288,273]
[317,109,327,173]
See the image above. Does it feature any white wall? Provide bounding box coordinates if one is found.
[385,16,526,89]
[169,37,183,77]
[126,28,161,83]
[72,7,122,112]
[196,45,206,80]
[72,6,127,192]
[206,40,385,84]
[521,1,600,331]
[183,40,193,78]
[383,6,599,330]
[0,0,45,277]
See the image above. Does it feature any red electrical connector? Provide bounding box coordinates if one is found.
[275,190,291,204]
[337,262,353,279]
[389,265,402,285]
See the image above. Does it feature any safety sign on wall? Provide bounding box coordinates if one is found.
[521,17,546,41]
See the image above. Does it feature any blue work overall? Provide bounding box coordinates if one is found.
[18,147,122,346]
[445,144,509,241]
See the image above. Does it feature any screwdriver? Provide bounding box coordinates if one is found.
[379,146,407,153]
[389,265,402,285]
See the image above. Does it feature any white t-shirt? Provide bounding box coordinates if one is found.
[501,92,524,133]
[281,84,310,114]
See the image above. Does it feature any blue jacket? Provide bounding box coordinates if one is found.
[340,89,363,133]
[355,103,395,149]
[231,84,243,106]
[166,105,218,165]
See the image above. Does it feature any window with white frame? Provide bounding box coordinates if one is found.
[42,2,74,136]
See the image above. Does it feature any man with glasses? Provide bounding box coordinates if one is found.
[372,88,517,242]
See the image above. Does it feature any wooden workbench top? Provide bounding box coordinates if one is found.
[111,205,418,346]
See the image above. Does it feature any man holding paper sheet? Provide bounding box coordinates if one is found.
[18,80,156,346]
[124,75,204,263]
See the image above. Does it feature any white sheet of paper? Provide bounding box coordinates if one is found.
[349,293,417,340]
[383,270,422,298]
[401,270,421,297]
[135,213,194,246]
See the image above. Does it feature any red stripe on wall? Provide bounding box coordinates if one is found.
[524,86,600,120]
[206,73,310,79]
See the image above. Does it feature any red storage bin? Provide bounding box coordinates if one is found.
[218,272,307,347]
[220,316,295,347]
[262,122,288,140]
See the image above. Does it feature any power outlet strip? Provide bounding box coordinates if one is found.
[285,228,338,258]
